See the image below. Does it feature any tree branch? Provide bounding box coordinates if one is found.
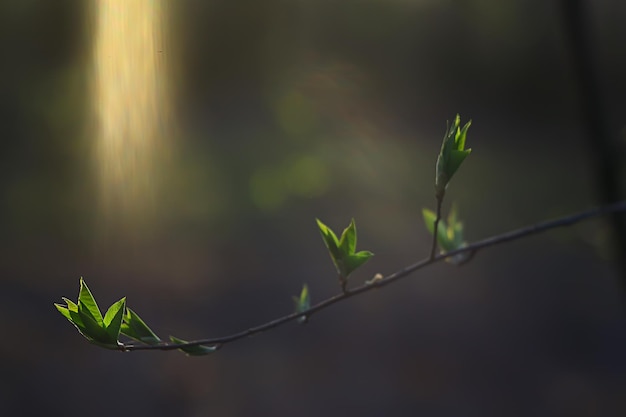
[121,200,626,352]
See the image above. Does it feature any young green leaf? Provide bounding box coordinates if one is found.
[55,300,91,341]
[68,308,89,336]
[316,218,374,283]
[293,284,310,313]
[121,308,161,345]
[55,304,72,321]
[293,284,310,324]
[316,218,344,276]
[435,115,472,198]
[78,300,112,344]
[316,218,341,258]
[169,336,219,356]
[103,297,126,343]
[73,279,110,343]
[78,277,104,326]
[422,208,435,234]
[338,219,357,256]
[447,205,465,249]
[444,205,472,265]
[55,297,78,322]
[422,208,450,249]
[344,250,374,274]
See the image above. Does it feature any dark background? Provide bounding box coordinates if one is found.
[1,1,625,416]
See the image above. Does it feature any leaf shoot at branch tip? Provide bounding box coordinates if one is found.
[316,218,374,288]
[435,114,472,199]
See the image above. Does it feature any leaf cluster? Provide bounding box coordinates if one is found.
[316,218,374,290]
[55,278,217,356]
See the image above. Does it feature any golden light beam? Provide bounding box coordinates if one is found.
[91,0,172,235]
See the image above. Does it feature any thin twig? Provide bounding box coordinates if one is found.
[121,200,626,352]
[429,195,443,260]
[339,273,347,294]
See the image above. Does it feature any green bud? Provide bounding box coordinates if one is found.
[435,114,472,198]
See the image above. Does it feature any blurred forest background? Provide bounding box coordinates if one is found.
[1,0,625,416]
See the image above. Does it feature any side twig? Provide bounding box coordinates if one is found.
[429,196,443,260]
[121,201,626,352]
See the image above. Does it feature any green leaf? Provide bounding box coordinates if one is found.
[103,297,125,327]
[103,297,126,343]
[316,218,342,259]
[121,308,161,345]
[317,218,374,281]
[447,205,466,249]
[344,251,374,275]
[316,218,339,247]
[293,284,310,313]
[422,208,450,249]
[56,298,89,338]
[63,297,78,312]
[316,218,345,276]
[422,208,436,235]
[435,115,472,197]
[293,284,310,324]
[55,304,72,321]
[169,336,219,356]
[423,204,470,264]
[78,278,103,326]
[338,219,357,256]
[68,308,86,331]
[55,297,80,325]
[69,279,118,344]
[334,258,348,279]
[78,300,111,343]
[455,118,471,150]
[446,149,471,181]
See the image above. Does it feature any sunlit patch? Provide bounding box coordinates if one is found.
[91,0,172,235]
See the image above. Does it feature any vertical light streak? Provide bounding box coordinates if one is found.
[92,0,171,234]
